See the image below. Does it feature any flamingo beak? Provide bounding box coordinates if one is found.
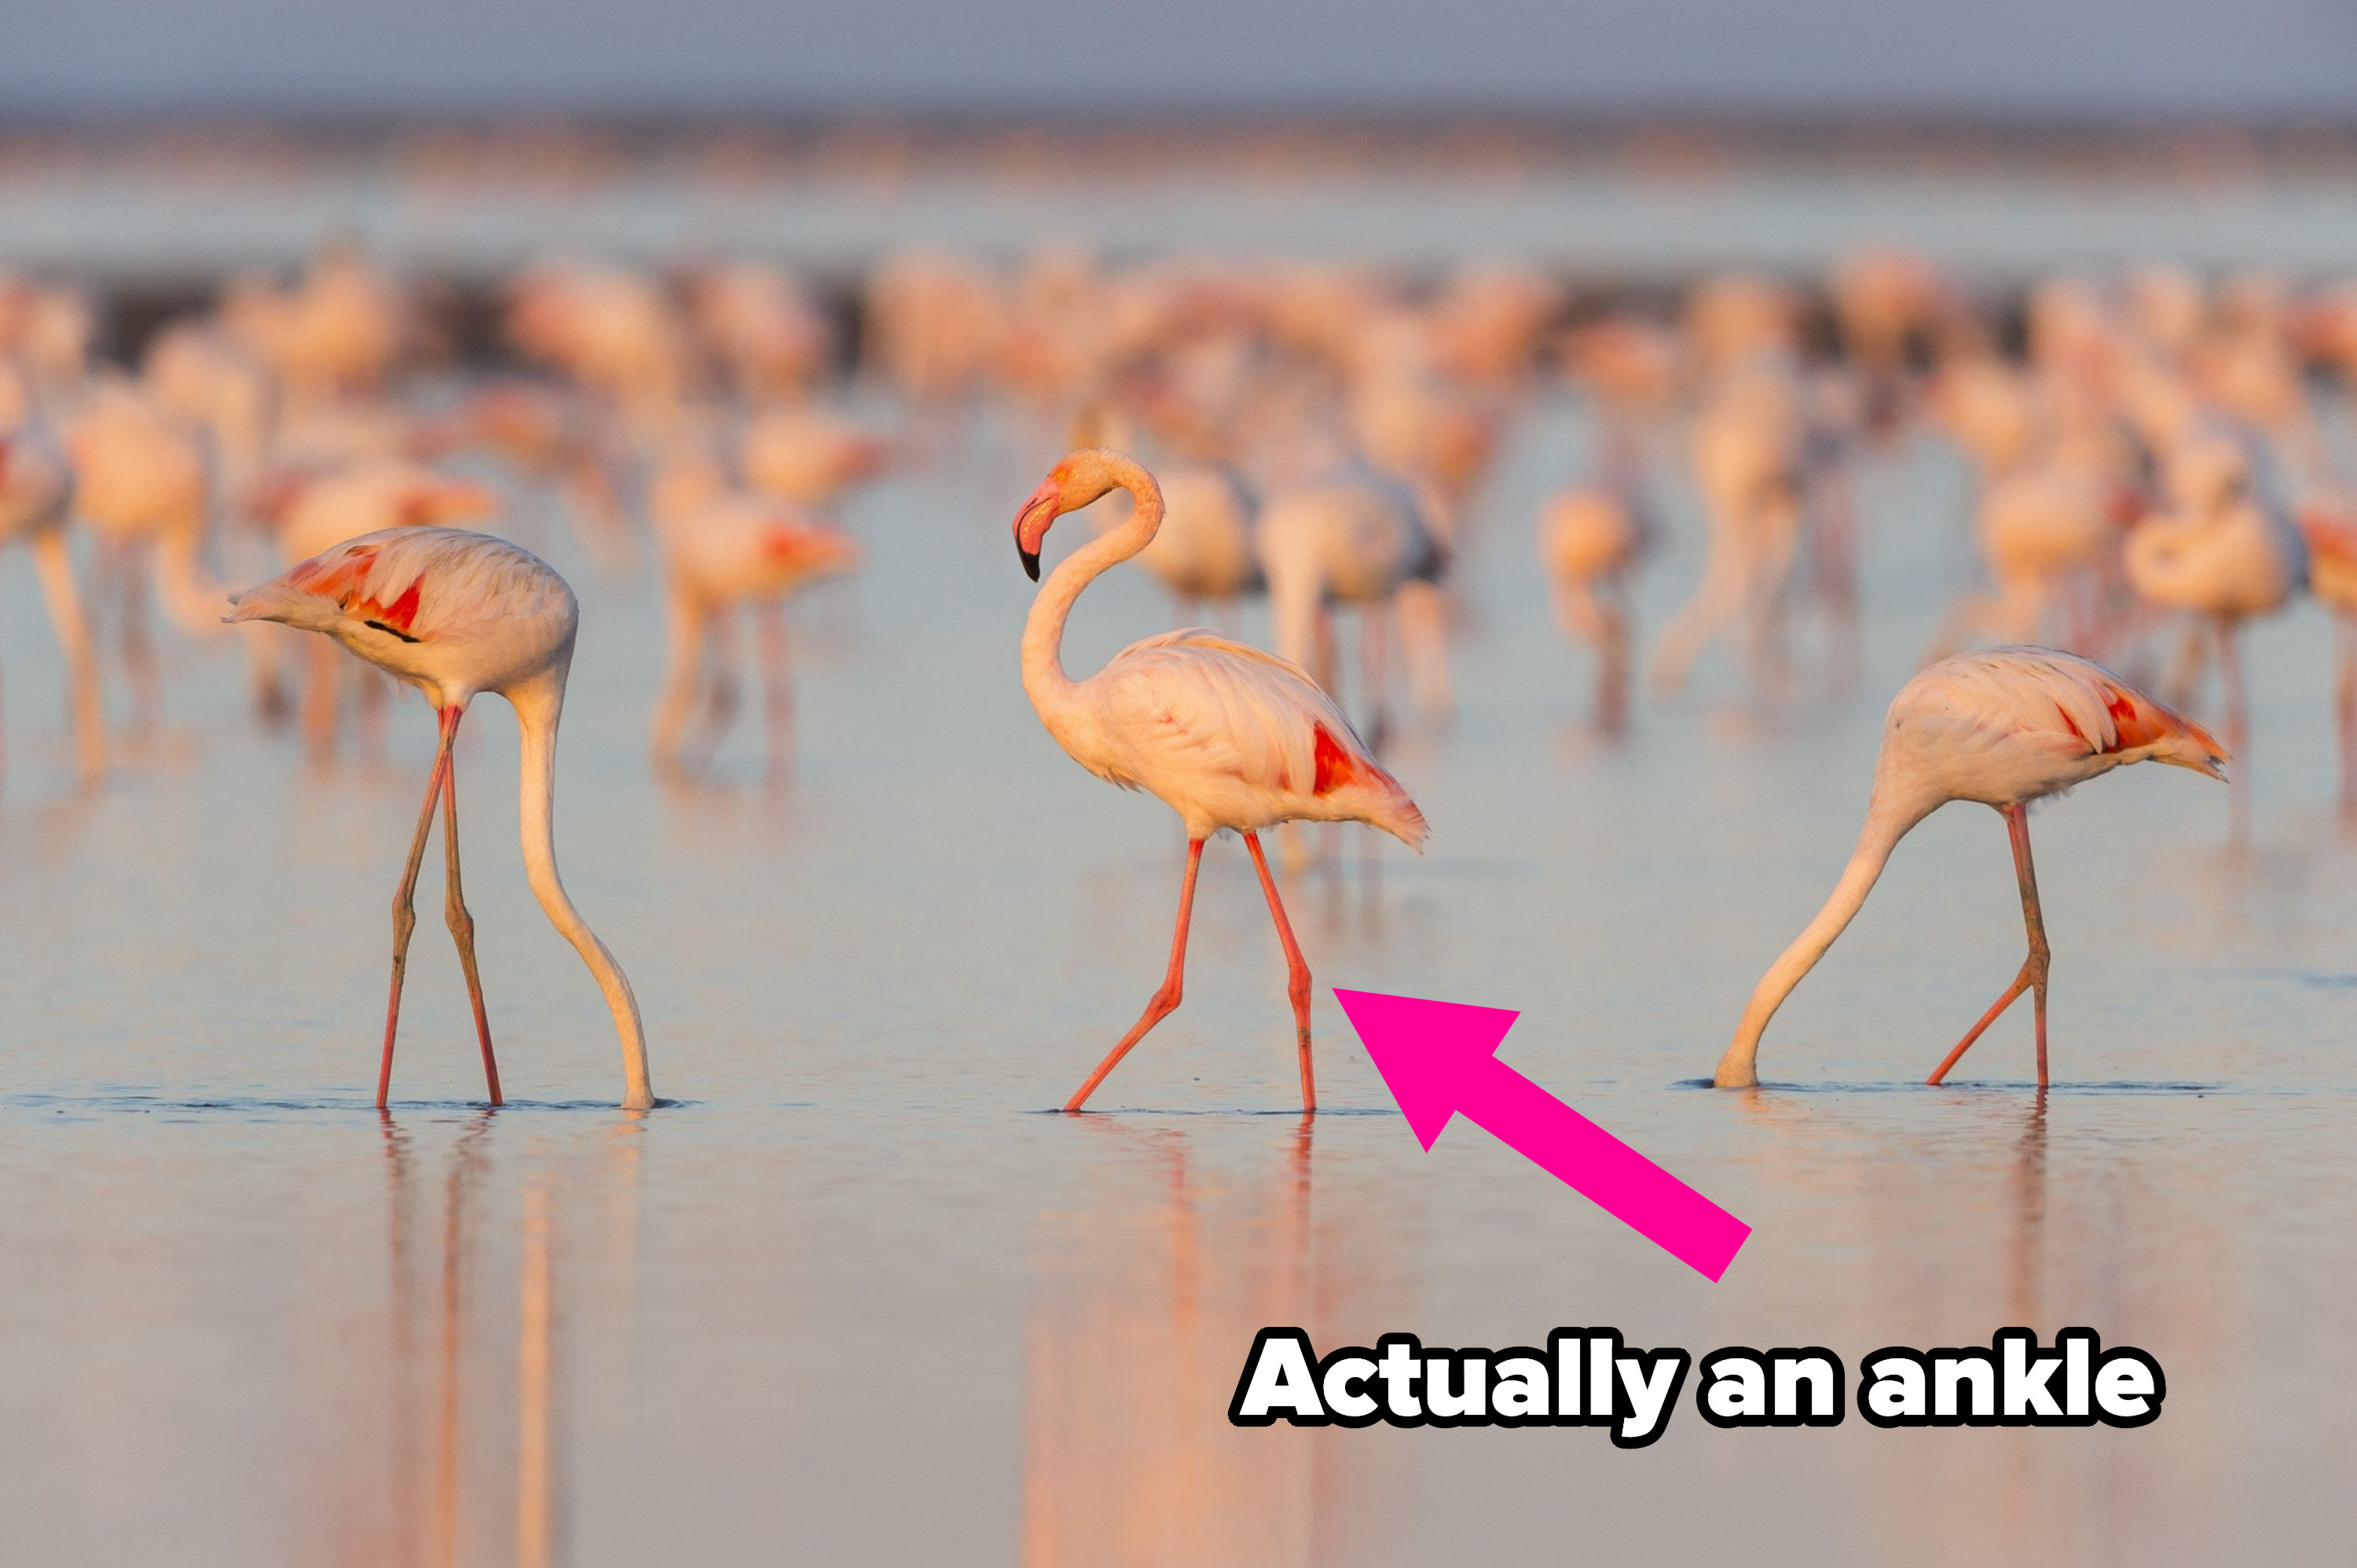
[1014,479,1061,581]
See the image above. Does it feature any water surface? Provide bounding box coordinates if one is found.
[1,392,2354,1563]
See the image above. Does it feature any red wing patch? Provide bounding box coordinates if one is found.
[2101,683,2169,751]
[2054,702,2088,747]
[369,576,425,634]
[2302,509,2357,565]
[288,545,379,599]
[289,548,428,638]
[1312,724,1366,796]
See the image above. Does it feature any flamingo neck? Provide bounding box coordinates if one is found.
[1712,784,1935,1088]
[1021,457,1164,721]
[511,668,655,1111]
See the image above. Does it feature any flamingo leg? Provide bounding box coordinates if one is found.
[2337,615,2357,816]
[2163,618,2208,709]
[122,545,160,735]
[2217,615,2249,843]
[379,707,459,1108]
[1360,603,1388,751]
[1312,607,1338,698]
[1244,830,1317,1114]
[1596,581,1631,735]
[649,591,707,775]
[1064,837,1204,1112]
[30,528,104,785]
[753,599,794,782]
[358,671,391,763]
[1927,802,2051,1087]
[438,709,502,1105]
[301,636,342,760]
[688,610,742,773]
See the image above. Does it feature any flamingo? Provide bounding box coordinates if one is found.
[1928,460,2114,658]
[1014,449,1428,1113]
[647,447,860,779]
[1650,363,1805,699]
[687,258,834,405]
[1255,466,1449,746]
[225,527,654,1111]
[1083,460,1262,624]
[2124,428,2306,835]
[64,379,230,729]
[737,406,888,511]
[2298,494,2357,809]
[1538,432,1651,731]
[1713,647,2226,1090]
[0,433,104,783]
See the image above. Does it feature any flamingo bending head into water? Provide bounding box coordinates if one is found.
[1713,647,2225,1090]
[227,526,654,1111]
[1015,449,1428,1113]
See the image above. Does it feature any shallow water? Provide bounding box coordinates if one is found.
[3,394,2357,1563]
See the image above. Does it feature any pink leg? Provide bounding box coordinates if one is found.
[379,709,460,1107]
[687,612,741,775]
[2337,617,2357,818]
[1596,583,1630,736]
[1064,838,1204,1112]
[1244,830,1317,1114]
[2218,616,2249,844]
[1360,605,1389,751]
[753,599,794,783]
[1927,803,2051,1087]
[122,546,159,736]
[302,637,341,760]
[438,710,502,1105]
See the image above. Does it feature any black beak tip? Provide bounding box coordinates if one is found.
[1021,548,1041,581]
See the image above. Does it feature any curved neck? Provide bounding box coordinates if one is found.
[1713,786,1936,1088]
[511,669,655,1111]
[1021,458,1163,718]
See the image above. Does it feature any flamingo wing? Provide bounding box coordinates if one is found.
[1913,647,2227,777]
[229,526,559,647]
[1089,628,1370,791]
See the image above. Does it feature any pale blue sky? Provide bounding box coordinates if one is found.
[6,0,2357,118]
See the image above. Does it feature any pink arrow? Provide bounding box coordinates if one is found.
[1334,988,1750,1282]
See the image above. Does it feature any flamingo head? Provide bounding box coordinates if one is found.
[1013,449,1124,581]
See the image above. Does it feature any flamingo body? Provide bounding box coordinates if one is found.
[232,526,574,708]
[1039,625,1424,845]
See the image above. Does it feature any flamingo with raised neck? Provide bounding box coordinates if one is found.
[1014,449,1427,1112]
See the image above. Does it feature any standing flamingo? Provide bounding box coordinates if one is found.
[0,433,104,784]
[1713,647,2226,1090]
[1255,465,1449,746]
[2299,494,2357,808]
[2124,429,2305,837]
[647,447,860,780]
[1538,434,1651,732]
[1014,449,1428,1113]
[1086,461,1262,625]
[226,527,654,1111]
